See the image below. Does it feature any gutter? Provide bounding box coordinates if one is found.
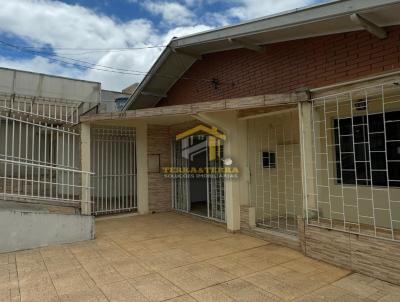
[170,0,400,48]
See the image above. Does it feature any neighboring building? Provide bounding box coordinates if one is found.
[99,90,131,113]
[81,0,400,286]
[122,82,139,95]
[0,67,134,251]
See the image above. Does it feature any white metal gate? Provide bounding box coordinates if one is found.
[248,111,303,235]
[208,142,225,221]
[171,139,190,212]
[172,135,225,221]
[91,127,136,215]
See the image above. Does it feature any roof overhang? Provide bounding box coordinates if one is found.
[83,92,306,125]
[125,0,400,110]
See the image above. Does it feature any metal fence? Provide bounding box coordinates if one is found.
[91,127,137,215]
[0,113,92,207]
[0,92,81,125]
[307,81,400,241]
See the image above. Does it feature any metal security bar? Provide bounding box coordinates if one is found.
[207,139,225,221]
[0,92,81,125]
[172,135,225,222]
[172,139,190,212]
[248,112,303,235]
[307,81,400,241]
[91,127,137,215]
[0,113,92,207]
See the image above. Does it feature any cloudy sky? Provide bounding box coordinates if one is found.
[0,0,326,91]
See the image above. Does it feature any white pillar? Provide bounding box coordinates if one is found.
[136,122,149,214]
[224,129,242,231]
[298,101,316,220]
[80,123,91,215]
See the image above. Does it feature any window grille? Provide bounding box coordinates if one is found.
[0,113,92,207]
[262,152,276,168]
[307,81,400,241]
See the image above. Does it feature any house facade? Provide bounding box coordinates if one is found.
[81,0,400,285]
[2,0,400,287]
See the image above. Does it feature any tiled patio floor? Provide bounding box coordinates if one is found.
[1,212,400,301]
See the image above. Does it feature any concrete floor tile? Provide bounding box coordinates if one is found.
[50,269,94,296]
[15,250,43,264]
[243,271,299,300]
[0,289,11,302]
[163,295,197,302]
[99,280,149,302]
[111,259,152,279]
[190,286,236,302]
[213,234,268,251]
[6,212,400,301]
[0,265,18,291]
[39,245,71,259]
[130,273,185,302]
[59,287,108,302]
[333,274,380,298]
[219,279,281,301]
[0,287,20,302]
[20,283,59,302]
[243,265,327,301]
[378,293,400,302]
[294,285,366,302]
[180,241,237,261]
[161,262,235,292]
[18,269,52,288]
[0,254,15,266]
[206,256,257,277]
[83,263,125,285]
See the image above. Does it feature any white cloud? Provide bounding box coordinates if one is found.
[228,0,316,20]
[142,1,195,26]
[0,0,210,91]
[0,0,322,91]
[0,56,85,79]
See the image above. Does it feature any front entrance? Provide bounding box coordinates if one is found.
[248,109,303,235]
[172,134,225,221]
[90,126,137,215]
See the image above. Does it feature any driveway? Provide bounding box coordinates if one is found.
[1,212,400,301]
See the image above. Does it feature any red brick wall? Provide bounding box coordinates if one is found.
[158,26,400,107]
[148,125,171,212]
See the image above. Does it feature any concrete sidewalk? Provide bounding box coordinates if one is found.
[1,212,400,301]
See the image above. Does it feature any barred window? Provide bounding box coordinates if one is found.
[262,151,276,168]
[334,111,400,187]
